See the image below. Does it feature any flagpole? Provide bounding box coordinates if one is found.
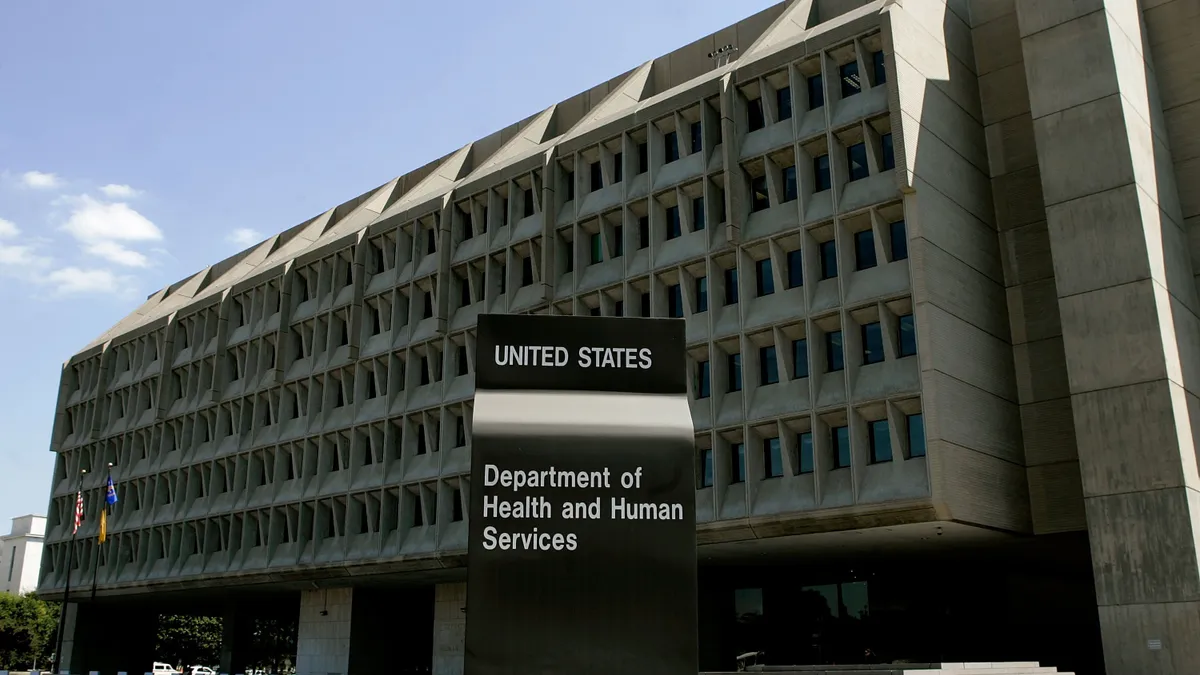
[89,463,115,604]
[52,467,87,675]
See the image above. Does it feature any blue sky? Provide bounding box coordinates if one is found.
[0,1,776,530]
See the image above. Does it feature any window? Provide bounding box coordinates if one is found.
[872,50,886,85]
[819,240,838,279]
[521,256,534,286]
[452,488,464,521]
[615,300,624,317]
[826,330,844,372]
[807,74,824,110]
[747,97,765,131]
[855,229,877,270]
[787,249,803,288]
[700,448,714,487]
[666,206,682,239]
[697,360,711,399]
[724,267,739,305]
[498,267,507,294]
[613,152,623,184]
[751,176,769,212]
[840,60,861,98]
[869,419,892,463]
[590,161,603,191]
[613,225,623,257]
[792,338,809,378]
[590,306,601,317]
[862,322,884,364]
[590,233,604,264]
[426,229,437,255]
[832,425,851,468]
[422,292,434,319]
[777,86,793,121]
[483,205,490,232]
[523,188,536,217]
[638,216,650,249]
[564,242,574,273]
[798,432,814,474]
[690,121,703,153]
[638,142,649,173]
[814,154,831,192]
[459,277,472,307]
[455,417,467,446]
[416,424,427,454]
[460,216,473,242]
[412,497,424,527]
[728,353,742,392]
[668,284,684,318]
[565,170,575,201]
[881,133,895,171]
[759,345,778,385]
[696,277,708,313]
[453,346,468,377]
[848,143,869,181]
[907,413,926,457]
[692,197,706,231]
[7,545,15,582]
[665,131,679,163]
[731,443,746,483]
[764,438,784,477]
[640,292,651,317]
[890,220,908,261]
[899,314,917,357]
[756,258,775,296]
[783,165,798,202]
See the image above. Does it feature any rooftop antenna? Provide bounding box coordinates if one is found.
[708,44,739,68]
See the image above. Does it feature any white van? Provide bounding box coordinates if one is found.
[152,663,181,674]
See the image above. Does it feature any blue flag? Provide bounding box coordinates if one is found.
[105,475,118,505]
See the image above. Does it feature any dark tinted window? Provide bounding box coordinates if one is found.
[807,74,824,110]
[908,413,926,457]
[881,133,895,171]
[756,257,775,296]
[613,152,623,184]
[693,197,706,231]
[855,229,877,270]
[700,448,714,487]
[787,249,803,288]
[521,257,534,286]
[668,284,684,318]
[899,314,917,357]
[826,330,844,372]
[792,338,808,378]
[890,220,908,261]
[728,353,742,392]
[565,171,574,201]
[590,233,603,265]
[783,165,798,202]
[760,345,778,385]
[590,161,603,191]
[690,121,703,153]
[751,175,769,212]
[869,419,892,463]
[724,267,739,305]
[638,142,649,173]
[833,425,851,468]
[664,132,679,163]
[748,97,765,131]
[862,322,884,365]
[798,432,814,473]
[638,216,650,249]
[523,188,535,217]
[697,361,711,399]
[872,50,887,85]
[696,276,708,313]
[764,438,784,478]
[777,86,793,121]
[840,60,861,98]
[814,154,831,192]
[848,142,869,181]
[820,240,838,279]
[731,443,746,483]
[666,206,682,239]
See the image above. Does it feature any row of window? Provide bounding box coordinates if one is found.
[746,51,887,134]
[699,413,925,488]
[696,315,916,397]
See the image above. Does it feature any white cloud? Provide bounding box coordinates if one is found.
[227,228,263,247]
[21,170,62,189]
[0,218,18,238]
[0,242,51,269]
[85,240,150,267]
[61,195,162,243]
[99,184,141,199]
[43,267,133,296]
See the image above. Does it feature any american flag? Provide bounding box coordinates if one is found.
[73,491,84,535]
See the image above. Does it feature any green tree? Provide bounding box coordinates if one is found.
[247,615,297,674]
[0,592,58,670]
[155,614,222,669]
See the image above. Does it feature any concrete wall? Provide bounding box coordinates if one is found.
[432,583,466,675]
[296,587,353,675]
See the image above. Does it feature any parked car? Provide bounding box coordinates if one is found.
[188,667,217,675]
[152,663,181,675]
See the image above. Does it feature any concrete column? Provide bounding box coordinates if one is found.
[432,583,465,675]
[295,588,353,675]
[1015,2,1200,674]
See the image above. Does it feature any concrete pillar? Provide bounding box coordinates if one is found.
[295,588,353,675]
[432,583,466,675]
[1015,2,1200,674]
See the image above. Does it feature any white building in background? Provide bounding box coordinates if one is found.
[1,515,46,595]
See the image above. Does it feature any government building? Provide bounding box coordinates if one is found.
[37,1,1200,674]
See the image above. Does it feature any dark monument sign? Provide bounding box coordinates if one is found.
[465,313,698,675]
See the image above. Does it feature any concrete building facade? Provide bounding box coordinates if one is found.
[35,1,1200,674]
[1,515,46,596]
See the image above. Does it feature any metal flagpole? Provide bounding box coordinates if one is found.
[88,463,115,603]
[52,467,88,675]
